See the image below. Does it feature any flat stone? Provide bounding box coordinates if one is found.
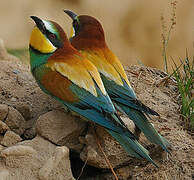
[1,145,36,158]
[0,104,8,121]
[0,145,5,151]
[15,102,32,120]
[0,169,9,180]
[4,106,26,136]
[39,146,73,180]
[0,135,75,180]
[0,121,10,134]
[80,124,133,169]
[36,110,87,152]
[1,131,22,147]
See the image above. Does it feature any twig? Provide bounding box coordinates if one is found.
[161,1,177,73]
[154,57,183,87]
[76,155,88,180]
[92,127,119,180]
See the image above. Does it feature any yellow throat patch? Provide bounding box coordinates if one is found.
[69,26,75,39]
[30,27,56,53]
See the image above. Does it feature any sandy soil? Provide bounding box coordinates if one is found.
[0,49,193,179]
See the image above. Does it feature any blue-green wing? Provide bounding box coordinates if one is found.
[101,73,159,116]
[32,64,129,134]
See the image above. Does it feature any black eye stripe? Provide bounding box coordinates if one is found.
[44,30,57,41]
[49,33,56,39]
[45,31,63,48]
[37,22,47,34]
[46,30,53,37]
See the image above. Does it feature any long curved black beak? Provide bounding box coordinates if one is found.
[64,10,77,20]
[30,16,46,33]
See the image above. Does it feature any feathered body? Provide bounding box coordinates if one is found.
[29,16,158,167]
[65,12,170,152]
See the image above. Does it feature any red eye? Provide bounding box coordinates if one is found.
[49,34,56,39]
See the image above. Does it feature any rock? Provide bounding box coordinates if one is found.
[0,135,75,180]
[22,119,36,140]
[0,104,8,121]
[79,116,156,169]
[0,169,10,180]
[79,114,164,169]
[0,121,10,134]
[16,71,35,87]
[96,165,134,180]
[0,51,192,179]
[0,145,36,158]
[1,131,22,147]
[39,146,74,180]
[36,110,87,152]
[0,135,3,143]
[4,106,26,136]
[0,60,61,124]
[15,102,32,120]
[80,124,133,169]
[0,145,5,151]
[22,127,36,140]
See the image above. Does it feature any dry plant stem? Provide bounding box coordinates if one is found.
[92,127,119,180]
[76,156,88,180]
[162,23,174,73]
[161,1,177,73]
[154,58,183,87]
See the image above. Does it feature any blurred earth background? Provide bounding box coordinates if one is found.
[0,0,194,71]
[0,0,193,179]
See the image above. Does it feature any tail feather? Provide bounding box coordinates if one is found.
[118,103,170,152]
[67,104,159,167]
[107,129,158,168]
[114,97,159,116]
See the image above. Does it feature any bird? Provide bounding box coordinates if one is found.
[64,10,170,152]
[29,16,158,167]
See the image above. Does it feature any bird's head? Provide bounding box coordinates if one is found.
[29,16,66,54]
[64,10,105,47]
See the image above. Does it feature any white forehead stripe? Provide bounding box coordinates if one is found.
[42,20,53,30]
[42,19,58,36]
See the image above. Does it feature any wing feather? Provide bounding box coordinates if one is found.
[80,48,159,115]
[33,61,118,130]
[81,50,124,86]
[46,55,106,97]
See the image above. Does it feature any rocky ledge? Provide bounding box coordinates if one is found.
[0,39,193,179]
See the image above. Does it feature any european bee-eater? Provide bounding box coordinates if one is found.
[29,16,158,167]
[64,10,170,152]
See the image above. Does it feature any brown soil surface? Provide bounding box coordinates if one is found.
[0,60,61,120]
[0,54,193,179]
